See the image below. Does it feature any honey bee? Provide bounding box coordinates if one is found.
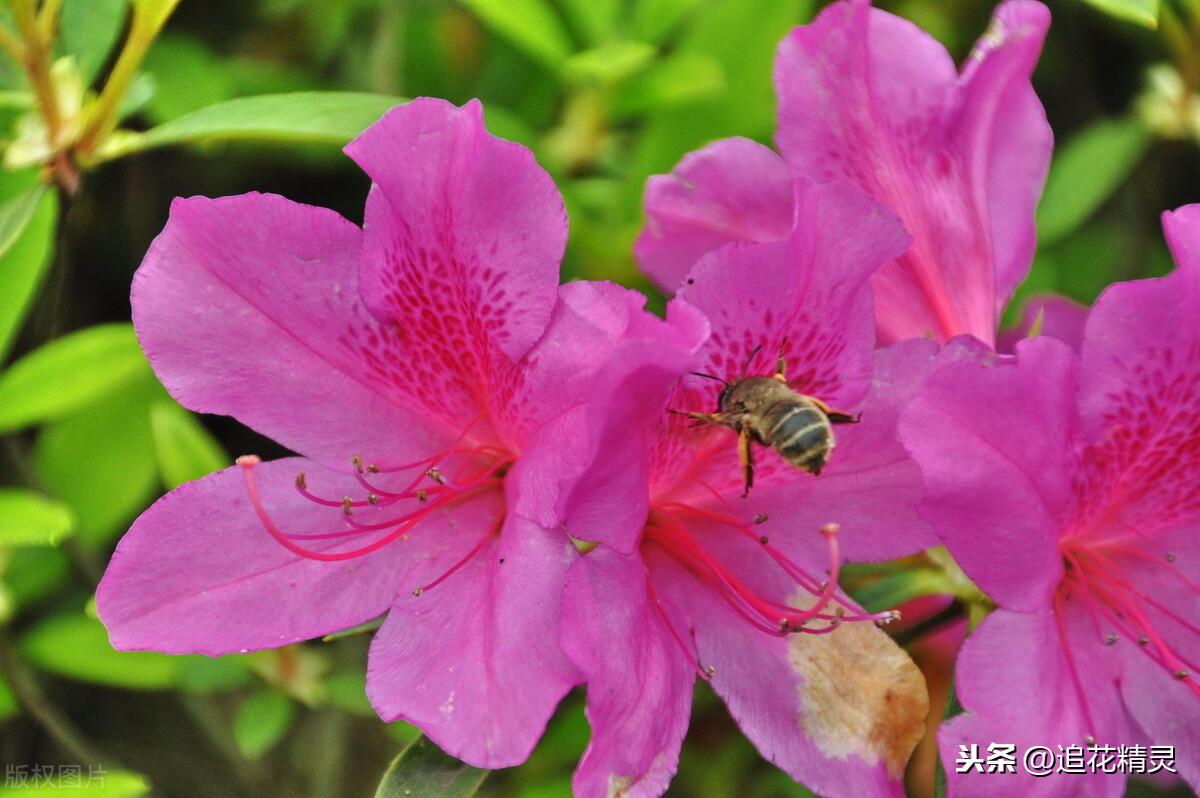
[671,342,859,496]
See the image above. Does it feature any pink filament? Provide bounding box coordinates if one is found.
[644,504,894,640]
[1059,539,1200,700]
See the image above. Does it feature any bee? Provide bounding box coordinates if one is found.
[671,341,859,496]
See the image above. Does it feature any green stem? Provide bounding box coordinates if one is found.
[77,0,180,153]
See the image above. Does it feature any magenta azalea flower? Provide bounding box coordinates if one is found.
[96,98,687,768]
[901,207,1200,795]
[636,0,1051,348]
[556,179,939,797]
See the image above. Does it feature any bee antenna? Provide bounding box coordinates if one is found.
[689,371,729,385]
[743,344,763,372]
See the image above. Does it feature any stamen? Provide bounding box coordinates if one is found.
[645,509,890,637]
[412,514,504,596]
[646,573,712,681]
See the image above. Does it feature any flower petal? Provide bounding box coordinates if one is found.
[562,547,694,798]
[97,458,446,655]
[345,98,566,424]
[132,193,447,468]
[655,545,926,797]
[739,338,943,565]
[678,178,910,408]
[554,299,710,553]
[366,513,580,768]
[636,137,795,294]
[775,1,1050,345]
[942,607,1134,798]
[950,1,1052,310]
[1077,207,1200,533]
[997,293,1089,354]
[900,337,1076,610]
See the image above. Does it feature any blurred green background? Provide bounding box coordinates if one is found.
[0,0,1198,796]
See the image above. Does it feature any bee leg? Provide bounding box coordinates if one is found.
[773,337,790,382]
[808,396,860,425]
[667,408,725,428]
[738,427,755,497]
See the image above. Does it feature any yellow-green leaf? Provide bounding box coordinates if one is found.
[149,401,227,489]
[0,489,74,547]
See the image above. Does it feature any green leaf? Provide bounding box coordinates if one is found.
[611,52,725,118]
[459,0,573,71]
[850,569,954,614]
[1079,0,1159,27]
[1037,116,1150,248]
[0,489,74,547]
[18,612,186,689]
[141,34,235,124]
[324,671,373,716]
[374,736,489,798]
[564,41,656,85]
[3,548,70,612]
[97,92,404,160]
[57,0,129,85]
[234,690,295,759]
[0,323,149,432]
[0,187,57,362]
[149,401,227,489]
[176,655,252,694]
[0,183,47,264]
[35,377,161,546]
[633,0,703,42]
[561,0,622,44]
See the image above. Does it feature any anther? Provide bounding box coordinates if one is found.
[352,455,363,473]
[427,468,446,485]
[1105,632,1118,646]
[1085,735,1096,746]
[754,514,768,524]
[1139,636,1150,647]
[416,489,428,503]
[704,665,715,677]
[412,587,423,597]
[499,558,506,565]
[295,473,307,489]
[367,464,379,474]
[368,493,379,505]
[759,535,770,545]
[1166,552,1177,563]
[1176,670,1191,680]
[341,497,353,516]
[875,610,901,626]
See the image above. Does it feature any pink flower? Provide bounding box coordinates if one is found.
[636,0,1052,348]
[556,179,938,797]
[900,207,1200,796]
[96,98,686,768]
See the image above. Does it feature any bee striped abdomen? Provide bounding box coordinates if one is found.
[763,402,832,473]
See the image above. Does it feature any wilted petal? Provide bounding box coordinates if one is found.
[132,193,446,469]
[366,513,579,768]
[637,137,795,294]
[655,541,926,798]
[563,548,694,798]
[97,458,450,655]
